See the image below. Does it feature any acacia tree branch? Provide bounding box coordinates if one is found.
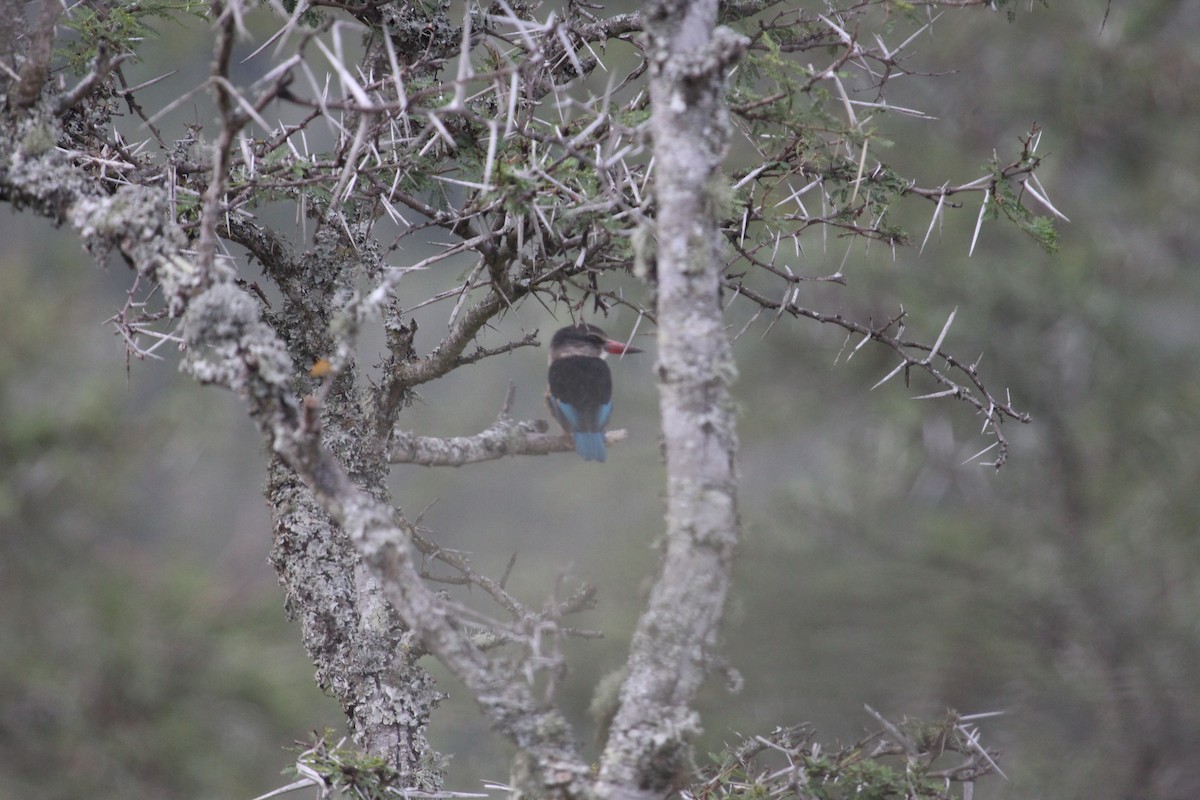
[181,283,593,799]
[390,421,631,466]
[385,379,633,466]
[195,0,240,278]
[9,0,60,108]
[597,4,746,799]
[722,277,1030,467]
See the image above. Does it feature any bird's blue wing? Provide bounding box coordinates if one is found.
[550,396,583,431]
[596,399,612,429]
[549,397,608,462]
[553,397,611,433]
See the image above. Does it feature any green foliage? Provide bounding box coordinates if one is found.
[59,1,207,74]
[986,157,1060,253]
[722,7,1063,257]
[289,731,441,799]
[991,0,1051,24]
[691,714,997,800]
[260,0,325,28]
[726,30,918,248]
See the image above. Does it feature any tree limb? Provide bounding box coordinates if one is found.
[597,4,746,798]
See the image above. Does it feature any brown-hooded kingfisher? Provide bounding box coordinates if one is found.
[546,323,643,462]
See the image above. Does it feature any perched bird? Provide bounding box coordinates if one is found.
[546,323,643,462]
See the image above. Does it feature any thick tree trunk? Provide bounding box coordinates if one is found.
[597,3,746,799]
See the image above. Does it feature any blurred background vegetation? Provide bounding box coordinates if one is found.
[3,1,1199,798]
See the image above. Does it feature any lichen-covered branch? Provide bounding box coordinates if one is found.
[182,283,592,797]
[597,4,745,798]
[390,422,630,466]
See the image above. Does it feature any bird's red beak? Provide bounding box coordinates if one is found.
[603,338,643,355]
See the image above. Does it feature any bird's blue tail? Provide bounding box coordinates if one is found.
[573,431,607,462]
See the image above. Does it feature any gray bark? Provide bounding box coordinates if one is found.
[597,3,746,798]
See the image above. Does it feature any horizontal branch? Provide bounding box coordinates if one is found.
[391,422,630,466]
[724,277,1029,468]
